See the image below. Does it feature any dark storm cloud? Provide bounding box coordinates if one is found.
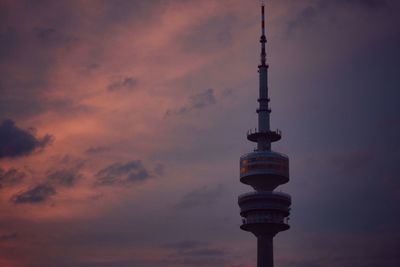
[0,168,25,188]
[11,183,56,204]
[107,77,138,91]
[165,88,216,117]
[0,119,53,158]
[94,160,150,186]
[176,184,223,209]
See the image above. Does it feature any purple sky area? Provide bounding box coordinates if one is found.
[1,0,400,266]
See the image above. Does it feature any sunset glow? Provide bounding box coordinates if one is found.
[1,1,400,267]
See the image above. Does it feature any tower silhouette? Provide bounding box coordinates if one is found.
[238,3,291,267]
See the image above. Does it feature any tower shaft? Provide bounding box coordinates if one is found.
[258,235,274,267]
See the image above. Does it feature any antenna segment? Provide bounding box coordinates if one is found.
[260,2,266,66]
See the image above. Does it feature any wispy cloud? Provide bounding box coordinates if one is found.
[165,240,230,267]
[107,77,138,91]
[85,146,109,154]
[286,0,389,34]
[11,183,56,204]
[47,169,82,187]
[94,160,151,186]
[0,168,26,188]
[165,88,216,117]
[176,184,223,209]
[0,232,17,241]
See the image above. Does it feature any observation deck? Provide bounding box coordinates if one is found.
[240,151,289,191]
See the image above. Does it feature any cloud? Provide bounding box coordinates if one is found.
[0,119,53,158]
[95,0,164,25]
[47,169,82,187]
[0,26,18,60]
[94,160,150,186]
[85,146,109,154]
[107,77,137,91]
[280,259,324,267]
[165,88,216,117]
[153,163,165,176]
[11,183,56,204]
[34,27,78,44]
[190,88,216,109]
[286,5,318,34]
[330,150,373,174]
[6,156,84,204]
[44,155,86,187]
[36,27,56,40]
[176,184,223,209]
[0,233,17,241]
[286,0,388,34]
[166,240,228,267]
[179,14,235,54]
[0,168,25,188]
[343,0,388,9]
[165,240,206,251]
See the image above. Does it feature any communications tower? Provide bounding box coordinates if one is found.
[238,2,291,267]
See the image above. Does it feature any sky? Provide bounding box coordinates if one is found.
[1,0,400,266]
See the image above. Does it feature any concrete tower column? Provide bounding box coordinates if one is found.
[257,235,274,267]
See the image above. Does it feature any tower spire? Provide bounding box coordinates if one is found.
[260,1,267,66]
[247,0,282,151]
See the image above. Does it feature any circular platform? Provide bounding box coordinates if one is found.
[238,191,291,236]
[247,129,281,143]
[238,191,291,217]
